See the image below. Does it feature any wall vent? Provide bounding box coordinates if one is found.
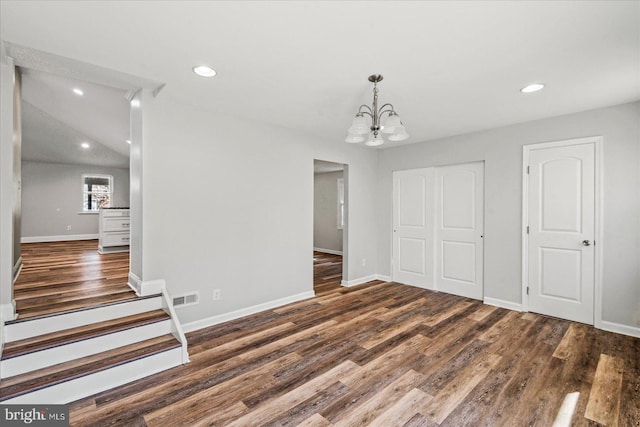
[172,292,199,308]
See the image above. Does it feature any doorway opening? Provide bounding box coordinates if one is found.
[522,136,602,325]
[313,160,347,295]
[16,67,133,318]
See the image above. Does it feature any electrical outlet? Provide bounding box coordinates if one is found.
[213,289,221,300]
[362,258,366,266]
[66,225,72,231]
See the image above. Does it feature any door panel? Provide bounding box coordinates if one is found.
[528,142,595,324]
[393,169,435,288]
[435,162,484,300]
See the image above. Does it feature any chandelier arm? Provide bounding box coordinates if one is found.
[358,105,373,114]
[377,103,395,114]
[377,108,396,119]
[359,111,374,120]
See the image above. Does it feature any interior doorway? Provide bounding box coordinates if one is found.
[523,137,601,325]
[313,160,347,295]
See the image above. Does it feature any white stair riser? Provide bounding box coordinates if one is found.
[1,321,171,378]
[2,347,183,404]
[4,297,163,342]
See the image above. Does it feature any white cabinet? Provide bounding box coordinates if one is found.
[98,208,130,254]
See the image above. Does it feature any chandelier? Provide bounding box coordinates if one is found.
[345,74,409,146]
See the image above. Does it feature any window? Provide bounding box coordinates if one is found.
[337,178,344,229]
[82,174,112,212]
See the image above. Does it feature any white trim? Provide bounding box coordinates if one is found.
[341,274,390,287]
[0,302,16,322]
[128,272,142,294]
[127,273,164,297]
[161,287,190,364]
[483,297,523,312]
[522,136,603,326]
[182,291,315,333]
[140,279,165,297]
[12,256,22,283]
[599,320,640,339]
[593,140,604,330]
[21,234,98,243]
[313,247,343,256]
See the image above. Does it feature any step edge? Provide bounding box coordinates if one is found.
[2,313,171,360]
[5,293,162,325]
[0,338,181,402]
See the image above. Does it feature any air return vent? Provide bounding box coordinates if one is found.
[172,292,199,308]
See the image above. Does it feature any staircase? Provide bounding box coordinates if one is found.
[0,291,188,404]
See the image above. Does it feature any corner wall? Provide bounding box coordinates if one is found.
[140,97,378,326]
[377,101,640,329]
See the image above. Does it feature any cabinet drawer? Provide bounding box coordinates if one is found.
[104,218,131,231]
[102,232,130,246]
[103,210,130,218]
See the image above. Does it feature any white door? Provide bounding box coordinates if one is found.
[435,162,484,300]
[527,141,596,324]
[392,168,435,288]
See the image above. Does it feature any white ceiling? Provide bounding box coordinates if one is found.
[2,1,639,148]
[21,68,130,168]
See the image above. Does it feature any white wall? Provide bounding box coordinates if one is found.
[0,57,17,319]
[140,97,378,326]
[21,161,130,239]
[314,170,343,253]
[377,101,640,329]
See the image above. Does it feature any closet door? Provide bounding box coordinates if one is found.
[434,162,484,300]
[392,168,435,289]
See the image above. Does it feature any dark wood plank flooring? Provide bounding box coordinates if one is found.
[13,240,135,319]
[69,281,640,426]
[313,251,342,295]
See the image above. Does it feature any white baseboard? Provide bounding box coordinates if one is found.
[1,302,16,322]
[21,234,98,243]
[483,297,523,312]
[599,320,640,339]
[341,274,390,287]
[313,247,343,256]
[128,272,142,294]
[182,291,315,333]
[128,273,164,297]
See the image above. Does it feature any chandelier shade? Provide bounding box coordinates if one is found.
[345,75,409,147]
[345,134,365,143]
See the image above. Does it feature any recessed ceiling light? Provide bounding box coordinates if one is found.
[126,140,131,144]
[193,65,217,77]
[521,83,545,93]
[81,142,90,149]
[73,88,84,96]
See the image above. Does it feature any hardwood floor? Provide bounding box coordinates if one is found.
[313,251,342,295]
[13,240,135,319]
[69,281,640,426]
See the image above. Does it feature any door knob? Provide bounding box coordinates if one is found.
[582,240,592,246]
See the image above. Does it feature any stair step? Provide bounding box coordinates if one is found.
[0,334,180,402]
[4,294,163,343]
[2,310,170,360]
